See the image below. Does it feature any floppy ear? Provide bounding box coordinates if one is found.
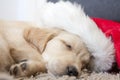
[24,28,61,53]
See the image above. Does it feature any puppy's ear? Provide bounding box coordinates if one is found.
[24,28,61,53]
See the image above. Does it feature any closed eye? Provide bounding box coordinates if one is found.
[60,40,72,50]
[66,44,72,50]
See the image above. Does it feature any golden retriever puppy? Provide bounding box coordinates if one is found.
[0,21,90,77]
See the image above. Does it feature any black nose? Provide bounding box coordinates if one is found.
[66,66,78,76]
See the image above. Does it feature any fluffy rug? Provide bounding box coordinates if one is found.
[0,70,119,80]
[15,69,119,80]
[26,73,120,80]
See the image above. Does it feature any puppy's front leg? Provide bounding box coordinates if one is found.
[9,27,58,77]
[10,45,47,77]
[10,59,46,77]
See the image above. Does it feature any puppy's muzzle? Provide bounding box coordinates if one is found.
[66,66,78,76]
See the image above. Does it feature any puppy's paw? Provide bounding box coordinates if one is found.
[9,60,46,77]
[10,62,28,77]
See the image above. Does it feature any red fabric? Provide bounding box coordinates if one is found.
[92,18,120,69]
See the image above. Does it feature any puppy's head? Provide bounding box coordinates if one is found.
[24,27,90,77]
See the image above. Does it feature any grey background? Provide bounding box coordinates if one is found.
[48,0,120,22]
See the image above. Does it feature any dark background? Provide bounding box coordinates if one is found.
[48,0,120,22]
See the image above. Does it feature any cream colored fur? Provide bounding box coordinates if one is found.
[0,20,90,77]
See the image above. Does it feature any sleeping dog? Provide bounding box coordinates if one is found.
[0,21,90,77]
[0,0,118,78]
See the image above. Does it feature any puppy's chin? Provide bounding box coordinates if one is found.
[47,69,66,77]
[46,61,66,77]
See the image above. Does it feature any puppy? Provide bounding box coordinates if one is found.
[0,20,90,77]
[36,0,115,72]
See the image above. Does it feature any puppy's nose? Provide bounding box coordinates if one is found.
[66,66,78,76]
